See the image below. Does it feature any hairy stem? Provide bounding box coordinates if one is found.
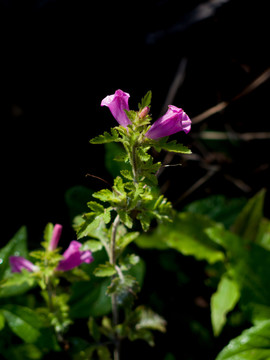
[131,145,138,183]
[110,214,121,360]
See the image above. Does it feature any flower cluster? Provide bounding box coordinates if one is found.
[9,224,94,273]
[101,89,191,138]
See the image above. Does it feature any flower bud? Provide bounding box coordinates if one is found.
[139,106,150,119]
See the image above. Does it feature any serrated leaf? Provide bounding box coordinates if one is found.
[124,110,138,122]
[120,169,133,180]
[90,128,119,144]
[118,210,133,229]
[107,275,140,307]
[87,201,104,214]
[76,213,108,240]
[211,275,240,336]
[138,91,152,110]
[135,306,166,333]
[94,263,117,277]
[137,212,151,232]
[154,139,191,154]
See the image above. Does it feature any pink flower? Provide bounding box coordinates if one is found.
[101,89,131,127]
[48,224,62,251]
[9,256,38,273]
[145,105,191,139]
[56,241,94,272]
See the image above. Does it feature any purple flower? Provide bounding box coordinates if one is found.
[9,256,38,273]
[101,89,131,127]
[145,105,191,140]
[56,241,94,272]
[48,224,62,251]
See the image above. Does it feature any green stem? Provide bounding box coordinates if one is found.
[110,215,121,360]
[131,145,138,183]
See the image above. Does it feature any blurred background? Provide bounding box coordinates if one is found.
[1,0,270,357]
[1,0,270,241]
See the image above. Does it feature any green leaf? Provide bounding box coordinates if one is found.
[87,201,104,214]
[120,254,140,271]
[138,91,152,110]
[211,275,240,336]
[120,169,133,180]
[107,275,140,307]
[94,263,117,277]
[0,227,28,280]
[116,232,140,251]
[90,128,119,144]
[0,310,5,330]
[88,317,101,342]
[70,278,111,318]
[153,138,191,154]
[134,306,166,333]
[136,212,152,232]
[216,320,270,360]
[2,305,42,343]
[43,223,54,248]
[97,345,112,360]
[231,189,266,242]
[118,210,133,229]
[184,195,247,229]
[76,213,107,240]
[124,110,138,122]
[256,218,270,250]
[82,240,103,253]
[104,142,130,178]
[3,344,43,360]
[0,270,36,298]
[136,212,225,264]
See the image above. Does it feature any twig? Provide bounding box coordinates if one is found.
[196,131,270,141]
[192,68,270,124]
[173,169,217,205]
[160,57,188,114]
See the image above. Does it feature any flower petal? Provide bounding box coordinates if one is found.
[56,241,94,271]
[101,89,131,127]
[9,256,38,273]
[145,105,191,139]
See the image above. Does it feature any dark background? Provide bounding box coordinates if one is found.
[1,0,270,243]
[1,0,270,358]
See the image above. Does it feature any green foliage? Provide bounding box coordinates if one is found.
[211,275,240,336]
[2,304,43,343]
[231,188,266,242]
[152,137,192,154]
[90,128,119,144]
[1,89,196,359]
[138,90,152,110]
[216,320,270,360]
[136,212,225,264]
[0,227,28,280]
